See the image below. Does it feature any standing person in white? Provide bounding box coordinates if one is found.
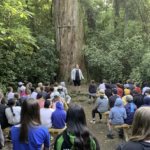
[99,79,107,90]
[71,64,84,93]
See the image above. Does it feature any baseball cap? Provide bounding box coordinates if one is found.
[54,91,60,97]
[18,82,24,86]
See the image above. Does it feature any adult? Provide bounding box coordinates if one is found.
[71,64,84,93]
[90,89,108,124]
[109,79,116,89]
[11,98,50,150]
[124,95,137,125]
[118,80,124,91]
[54,104,100,150]
[105,83,112,99]
[109,88,120,109]
[45,82,50,93]
[126,79,134,93]
[99,79,107,90]
[36,92,45,109]
[40,86,47,101]
[116,107,150,150]
[133,82,141,94]
[133,90,143,108]
[40,100,54,129]
[17,82,24,93]
[142,82,150,96]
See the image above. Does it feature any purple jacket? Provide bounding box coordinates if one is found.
[124,102,137,125]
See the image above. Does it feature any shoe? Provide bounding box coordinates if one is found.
[107,134,114,139]
[78,91,80,93]
[88,101,91,104]
[6,137,12,142]
[99,119,103,123]
[90,120,95,124]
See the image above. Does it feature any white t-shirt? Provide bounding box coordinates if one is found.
[40,108,54,129]
[5,106,21,125]
[7,92,15,102]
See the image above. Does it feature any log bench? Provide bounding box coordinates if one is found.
[101,111,110,123]
[114,124,132,142]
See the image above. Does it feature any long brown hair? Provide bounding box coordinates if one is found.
[19,98,41,143]
[130,107,150,142]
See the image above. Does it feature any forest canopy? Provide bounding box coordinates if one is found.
[0,0,150,91]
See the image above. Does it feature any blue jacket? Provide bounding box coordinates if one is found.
[124,102,137,125]
[141,96,150,107]
[52,101,66,129]
[109,98,127,125]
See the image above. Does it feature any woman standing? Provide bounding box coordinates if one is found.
[11,98,50,150]
[71,64,84,93]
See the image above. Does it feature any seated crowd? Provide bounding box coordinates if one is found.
[0,79,150,150]
[89,79,150,140]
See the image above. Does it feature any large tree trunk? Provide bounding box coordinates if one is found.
[54,0,87,83]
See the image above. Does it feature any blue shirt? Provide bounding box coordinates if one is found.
[99,83,106,90]
[31,92,38,99]
[11,125,50,150]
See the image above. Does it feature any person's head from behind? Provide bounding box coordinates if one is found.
[124,84,129,89]
[127,79,132,84]
[54,82,58,87]
[30,87,35,93]
[75,64,79,69]
[145,89,150,96]
[110,79,114,84]
[116,83,120,88]
[20,86,26,92]
[29,82,32,87]
[118,80,122,84]
[0,91,4,102]
[132,90,138,96]
[99,89,105,99]
[7,99,16,116]
[50,87,54,92]
[91,80,95,86]
[66,104,92,149]
[134,82,140,88]
[25,89,31,96]
[45,82,50,86]
[143,96,150,106]
[44,100,51,108]
[105,83,110,89]
[14,93,20,99]
[38,82,43,87]
[112,88,118,95]
[19,98,41,143]
[126,95,133,103]
[130,107,150,142]
[53,96,59,103]
[57,85,63,93]
[37,92,43,99]
[40,86,45,92]
[7,87,13,93]
[103,79,107,83]
[144,82,149,87]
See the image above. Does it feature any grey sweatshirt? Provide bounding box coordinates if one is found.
[95,96,108,113]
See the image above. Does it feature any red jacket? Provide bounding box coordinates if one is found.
[133,87,141,94]
[117,88,123,98]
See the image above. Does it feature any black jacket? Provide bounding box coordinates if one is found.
[54,129,100,150]
[109,84,116,90]
[89,85,97,93]
[105,88,112,98]
[128,83,135,93]
[133,94,143,108]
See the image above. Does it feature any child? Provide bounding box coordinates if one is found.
[30,87,38,99]
[124,95,137,125]
[36,82,43,93]
[61,82,71,105]
[14,93,22,106]
[133,82,141,94]
[45,82,50,93]
[20,86,26,97]
[17,82,24,93]
[124,84,130,95]
[7,87,15,102]
[21,89,32,102]
[133,90,144,108]
[88,80,97,104]
[54,82,58,92]
[107,98,127,139]
[52,101,66,129]
[105,83,112,99]
[116,83,123,98]
[40,86,47,101]
[36,92,45,109]
[57,85,65,101]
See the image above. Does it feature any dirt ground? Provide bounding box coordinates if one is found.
[3,84,126,150]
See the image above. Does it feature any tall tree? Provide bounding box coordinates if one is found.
[54,0,87,83]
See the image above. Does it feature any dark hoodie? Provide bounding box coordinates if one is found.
[140,96,150,107]
[116,141,150,150]
[52,101,66,129]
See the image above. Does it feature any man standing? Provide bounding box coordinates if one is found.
[71,64,84,93]
[99,79,107,90]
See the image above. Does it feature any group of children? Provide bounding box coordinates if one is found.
[89,79,150,139]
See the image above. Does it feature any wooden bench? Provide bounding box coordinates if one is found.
[2,127,11,132]
[48,126,67,134]
[101,111,110,123]
[114,124,132,142]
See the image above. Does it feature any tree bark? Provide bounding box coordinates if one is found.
[54,0,87,83]
[124,0,128,40]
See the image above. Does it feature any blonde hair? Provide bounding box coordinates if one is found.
[38,82,43,87]
[130,107,150,142]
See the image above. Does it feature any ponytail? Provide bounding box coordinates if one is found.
[10,106,15,116]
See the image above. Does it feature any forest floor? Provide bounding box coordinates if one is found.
[3,84,126,150]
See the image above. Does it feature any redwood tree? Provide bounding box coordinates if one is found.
[54,0,87,83]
